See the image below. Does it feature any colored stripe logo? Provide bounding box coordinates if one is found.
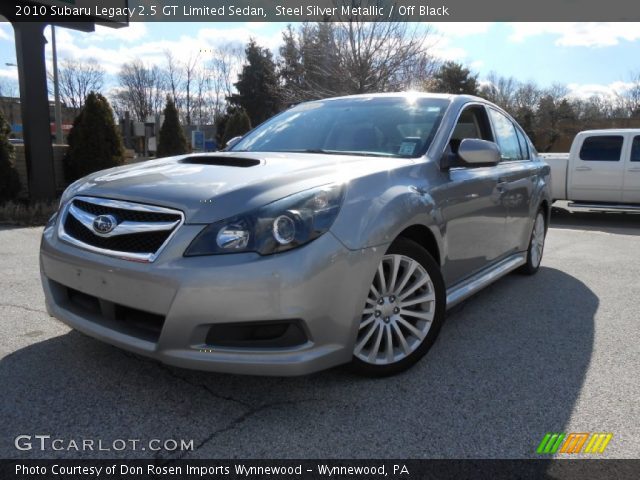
[537,433,612,454]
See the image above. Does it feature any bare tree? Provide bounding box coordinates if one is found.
[205,42,245,118]
[0,79,19,128]
[278,13,436,101]
[479,72,519,110]
[114,60,165,121]
[164,50,184,111]
[617,71,640,117]
[334,14,436,94]
[51,58,105,113]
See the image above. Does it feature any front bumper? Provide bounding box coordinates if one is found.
[40,221,385,376]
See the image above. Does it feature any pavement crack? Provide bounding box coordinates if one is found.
[162,399,318,462]
[116,348,252,408]
[155,362,254,409]
[0,303,47,314]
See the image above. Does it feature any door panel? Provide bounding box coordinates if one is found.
[569,135,625,202]
[437,104,508,287]
[486,108,537,253]
[622,135,640,204]
[498,162,536,253]
[437,167,508,287]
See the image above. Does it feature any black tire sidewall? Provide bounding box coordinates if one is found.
[349,237,447,377]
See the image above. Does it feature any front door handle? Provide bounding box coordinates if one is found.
[575,166,592,171]
[628,167,640,172]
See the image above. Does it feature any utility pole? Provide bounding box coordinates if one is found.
[51,25,63,145]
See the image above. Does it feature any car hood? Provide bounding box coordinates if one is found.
[65,152,414,224]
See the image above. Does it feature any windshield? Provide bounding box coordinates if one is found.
[230,96,450,158]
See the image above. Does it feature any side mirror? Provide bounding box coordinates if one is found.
[224,136,243,150]
[458,139,501,166]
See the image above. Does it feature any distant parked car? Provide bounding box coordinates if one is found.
[542,129,640,208]
[9,138,24,145]
[40,93,551,376]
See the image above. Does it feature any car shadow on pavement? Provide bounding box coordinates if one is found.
[550,205,640,236]
[1,267,596,461]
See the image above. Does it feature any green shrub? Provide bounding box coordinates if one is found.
[157,95,188,157]
[0,109,20,202]
[64,92,124,182]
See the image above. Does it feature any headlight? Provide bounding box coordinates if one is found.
[184,184,345,256]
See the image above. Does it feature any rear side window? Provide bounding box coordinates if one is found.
[631,136,640,162]
[488,108,522,161]
[579,136,624,161]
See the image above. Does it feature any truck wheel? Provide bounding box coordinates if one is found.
[350,237,446,377]
[519,209,546,275]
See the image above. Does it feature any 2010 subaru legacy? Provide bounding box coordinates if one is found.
[40,93,551,376]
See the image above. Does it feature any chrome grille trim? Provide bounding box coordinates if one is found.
[58,196,185,263]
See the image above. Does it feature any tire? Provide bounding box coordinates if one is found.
[518,208,546,275]
[349,237,446,377]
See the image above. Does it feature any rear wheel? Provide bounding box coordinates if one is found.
[519,209,546,275]
[350,237,446,377]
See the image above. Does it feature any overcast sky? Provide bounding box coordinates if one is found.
[1,21,639,98]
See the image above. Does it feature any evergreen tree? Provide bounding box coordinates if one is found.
[433,62,479,95]
[157,95,188,157]
[228,39,281,126]
[64,92,124,182]
[222,109,252,147]
[0,109,20,202]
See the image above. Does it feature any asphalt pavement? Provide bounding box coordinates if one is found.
[1,202,638,459]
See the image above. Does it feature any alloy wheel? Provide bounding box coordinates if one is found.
[530,212,545,268]
[355,254,436,365]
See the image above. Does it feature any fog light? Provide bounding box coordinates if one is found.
[273,214,296,245]
[216,224,250,249]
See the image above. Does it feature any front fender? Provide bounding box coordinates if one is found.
[331,168,443,255]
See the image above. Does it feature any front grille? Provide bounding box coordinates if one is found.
[59,196,183,262]
[65,214,170,253]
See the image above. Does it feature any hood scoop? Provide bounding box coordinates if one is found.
[180,156,261,168]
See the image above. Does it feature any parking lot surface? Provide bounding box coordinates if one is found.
[1,202,638,459]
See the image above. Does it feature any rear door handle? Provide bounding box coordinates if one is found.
[575,166,592,171]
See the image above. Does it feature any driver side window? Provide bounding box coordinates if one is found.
[449,105,494,156]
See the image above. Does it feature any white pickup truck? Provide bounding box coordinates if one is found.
[541,129,640,209]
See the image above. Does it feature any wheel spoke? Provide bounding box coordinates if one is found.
[354,321,378,355]
[385,324,394,363]
[394,262,416,296]
[398,273,430,301]
[368,323,384,362]
[359,314,375,330]
[392,321,411,355]
[377,263,387,294]
[400,291,435,308]
[369,282,380,299]
[388,255,401,293]
[397,317,426,341]
[400,308,434,321]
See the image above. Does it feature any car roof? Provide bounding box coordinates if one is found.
[305,92,486,104]
[578,128,640,134]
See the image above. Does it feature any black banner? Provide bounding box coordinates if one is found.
[2,460,640,480]
[4,0,638,23]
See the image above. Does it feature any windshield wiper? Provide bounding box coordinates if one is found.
[288,149,398,158]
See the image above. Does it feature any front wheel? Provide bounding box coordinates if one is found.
[349,238,446,377]
[519,209,546,275]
